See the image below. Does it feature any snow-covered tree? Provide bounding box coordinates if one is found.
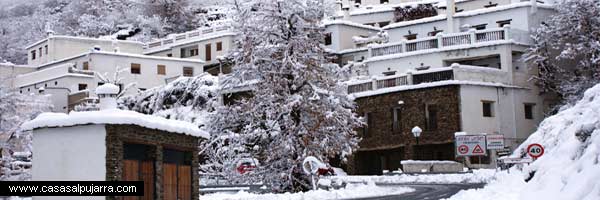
[119,73,219,128]
[208,0,362,192]
[0,80,52,180]
[526,0,600,103]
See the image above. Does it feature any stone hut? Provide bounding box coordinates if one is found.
[22,83,209,200]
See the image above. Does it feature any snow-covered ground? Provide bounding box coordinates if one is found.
[445,83,600,200]
[201,182,414,200]
[327,169,496,185]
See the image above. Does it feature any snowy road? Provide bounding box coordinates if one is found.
[351,183,485,200]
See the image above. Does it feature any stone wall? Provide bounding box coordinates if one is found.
[105,124,201,200]
[347,85,461,174]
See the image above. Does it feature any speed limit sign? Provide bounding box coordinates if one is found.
[527,143,544,159]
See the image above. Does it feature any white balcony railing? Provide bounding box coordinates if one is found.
[346,64,509,94]
[145,25,234,51]
[369,26,511,58]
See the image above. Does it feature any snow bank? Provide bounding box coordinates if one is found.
[201,182,414,200]
[21,109,208,138]
[328,169,496,185]
[446,83,600,200]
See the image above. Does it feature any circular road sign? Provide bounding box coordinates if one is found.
[527,143,544,158]
[458,145,469,154]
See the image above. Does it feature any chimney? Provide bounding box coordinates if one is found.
[95,83,119,110]
[446,0,455,33]
[530,0,537,14]
[342,7,350,20]
[46,30,55,37]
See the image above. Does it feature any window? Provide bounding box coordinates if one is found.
[354,0,361,6]
[382,71,396,76]
[82,62,89,70]
[428,30,443,36]
[472,24,487,30]
[392,108,402,132]
[497,19,512,27]
[404,34,417,40]
[482,101,494,117]
[484,2,498,8]
[216,42,223,51]
[131,63,141,74]
[183,67,194,77]
[324,32,332,45]
[44,45,48,55]
[524,103,535,119]
[78,84,87,91]
[363,112,372,137]
[205,44,212,61]
[39,47,42,58]
[54,81,58,85]
[190,49,199,56]
[380,0,389,4]
[157,65,166,75]
[425,104,438,130]
[167,53,173,57]
[31,50,36,60]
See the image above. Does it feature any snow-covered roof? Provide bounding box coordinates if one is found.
[347,0,442,16]
[453,2,555,18]
[95,83,119,95]
[382,14,447,30]
[349,80,524,99]
[143,32,237,55]
[21,109,209,139]
[322,20,382,31]
[25,35,144,50]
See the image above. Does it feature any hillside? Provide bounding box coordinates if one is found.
[448,83,600,200]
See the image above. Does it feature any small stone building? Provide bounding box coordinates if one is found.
[22,84,209,200]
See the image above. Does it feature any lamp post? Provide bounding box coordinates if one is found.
[412,126,422,145]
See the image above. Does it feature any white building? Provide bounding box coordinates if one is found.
[13,35,205,113]
[326,0,559,171]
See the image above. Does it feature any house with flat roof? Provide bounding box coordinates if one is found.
[14,35,205,113]
[22,84,208,200]
[321,0,559,173]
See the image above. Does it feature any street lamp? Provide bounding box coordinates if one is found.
[412,126,422,145]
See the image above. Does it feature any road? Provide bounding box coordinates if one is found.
[352,183,485,200]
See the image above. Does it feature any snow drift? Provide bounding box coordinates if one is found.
[515,84,600,199]
[448,83,600,200]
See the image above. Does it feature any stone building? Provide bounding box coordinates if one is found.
[22,84,209,200]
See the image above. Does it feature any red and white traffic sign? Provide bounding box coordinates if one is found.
[472,144,485,154]
[458,145,469,154]
[527,143,544,159]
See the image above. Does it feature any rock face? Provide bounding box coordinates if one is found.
[348,85,461,175]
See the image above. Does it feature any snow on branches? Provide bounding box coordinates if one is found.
[208,0,363,192]
[526,0,600,104]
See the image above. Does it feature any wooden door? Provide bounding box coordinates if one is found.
[177,165,192,200]
[163,163,192,200]
[123,160,154,200]
[163,163,178,200]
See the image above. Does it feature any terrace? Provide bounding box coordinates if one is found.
[369,26,511,58]
[145,25,234,53]
[346,64,509,94]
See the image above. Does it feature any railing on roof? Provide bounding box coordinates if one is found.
[145,25,234,51]
[346,64,509,94]
[368,26,511,58]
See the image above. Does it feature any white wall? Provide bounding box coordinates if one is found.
[27,36,143,67]
[33,125,107,200]
[88,53,203,93]
[325,24,380,52]
[146,34,236,66]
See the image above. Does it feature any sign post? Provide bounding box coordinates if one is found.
[527,143,544,160]
[455,134,487,157]
[486,134,505,150]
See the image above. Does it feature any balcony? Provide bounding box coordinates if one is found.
[346,64,509,94]
[145,25,234,52]
[369,26,510,58]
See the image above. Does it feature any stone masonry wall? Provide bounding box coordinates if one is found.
[105,124,201,200]
[347,85,462,173]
